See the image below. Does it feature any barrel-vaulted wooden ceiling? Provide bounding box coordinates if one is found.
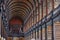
[1,0,38,37]
[6,0,37,21]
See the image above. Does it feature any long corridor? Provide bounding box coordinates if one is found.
[0,0,60,40]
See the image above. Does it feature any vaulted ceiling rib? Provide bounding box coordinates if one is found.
[6,0,35,21]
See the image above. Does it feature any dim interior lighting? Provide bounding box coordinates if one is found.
[31,38,35,40]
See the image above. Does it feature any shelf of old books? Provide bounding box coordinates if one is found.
[39,27,41,40]
[19,37,24,40]
[32,30,35,40]
[42,28,45,40]
[7,37,12,40]
[54,21,60,40]
[47,26,52,40]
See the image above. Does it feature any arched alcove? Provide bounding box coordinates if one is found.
[9,16,23,34]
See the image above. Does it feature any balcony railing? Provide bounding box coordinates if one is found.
[25,5,60,36]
